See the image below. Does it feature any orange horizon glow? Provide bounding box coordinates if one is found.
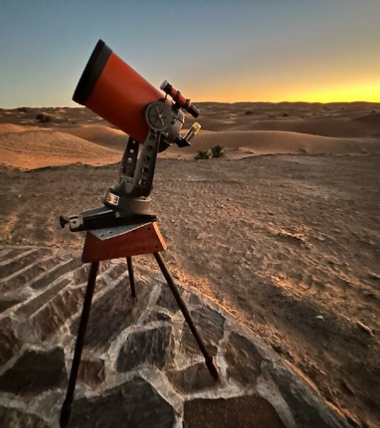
[189,81,380,104]
[277,80,380,104]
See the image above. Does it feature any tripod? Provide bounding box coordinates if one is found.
[60,220,219,427]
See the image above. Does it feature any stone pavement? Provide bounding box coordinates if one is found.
[0,246,350,427]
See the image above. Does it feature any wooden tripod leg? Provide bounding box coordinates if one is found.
[126,256,137,299]
[153,252,219,380]
[60,262,99,428]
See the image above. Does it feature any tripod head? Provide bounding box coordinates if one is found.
[60,40,201,232]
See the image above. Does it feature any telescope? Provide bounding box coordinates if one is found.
[58,42,220,428]
[60,39,201,231]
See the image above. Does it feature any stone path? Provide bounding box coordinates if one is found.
[0,246,350,427]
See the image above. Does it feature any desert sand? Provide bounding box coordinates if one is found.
[1,102,380,426]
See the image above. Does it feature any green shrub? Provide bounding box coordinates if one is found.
[194,145,224,160]
[211,144,224,158]
[194,149,212,160]
[17,107,29,113]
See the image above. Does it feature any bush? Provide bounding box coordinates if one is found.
[211,144,224,158]
[194,149,212,160]
[194,145,224,160]
[36,113,51,123]
[17,107,29,113]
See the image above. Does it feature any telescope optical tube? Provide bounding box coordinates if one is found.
[73,40,164,143]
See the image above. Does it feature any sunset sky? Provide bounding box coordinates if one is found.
[1,0,379,108]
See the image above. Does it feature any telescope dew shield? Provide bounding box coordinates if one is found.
[73,40,163,143]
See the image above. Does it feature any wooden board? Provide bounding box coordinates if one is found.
[81,222,167,263]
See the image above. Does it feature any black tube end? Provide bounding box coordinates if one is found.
[188,104,200,118]
[72,39,112,105]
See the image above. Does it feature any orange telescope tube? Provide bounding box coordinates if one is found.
[73,40,163,144]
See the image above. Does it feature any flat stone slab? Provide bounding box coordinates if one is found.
[184,395,286,428]
[70,377,175,428]
[0,245,350,427]
[117,326,173,372]
[0,406,48,428]
[0,347,66,396]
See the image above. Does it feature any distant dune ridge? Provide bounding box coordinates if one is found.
[62,125,127,151]
[181,130,378,156]
[0,126,120,169]
[0,102,379,169]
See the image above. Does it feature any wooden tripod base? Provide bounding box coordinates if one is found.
[60,221,219,428]
[81,221,167,262]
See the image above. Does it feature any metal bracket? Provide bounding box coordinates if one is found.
[128,129,161,197]
[120,138,139,182]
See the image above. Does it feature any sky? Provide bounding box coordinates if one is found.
[0,0,379,108]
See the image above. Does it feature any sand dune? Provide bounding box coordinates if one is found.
[61,125,128,151]
[0,103,379,169]
[355,112,380,125]
[225,117,378,137]
[0,123,41,133]
[0,128,121,169]
[1,126,379,169]
[171,130,380,158]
